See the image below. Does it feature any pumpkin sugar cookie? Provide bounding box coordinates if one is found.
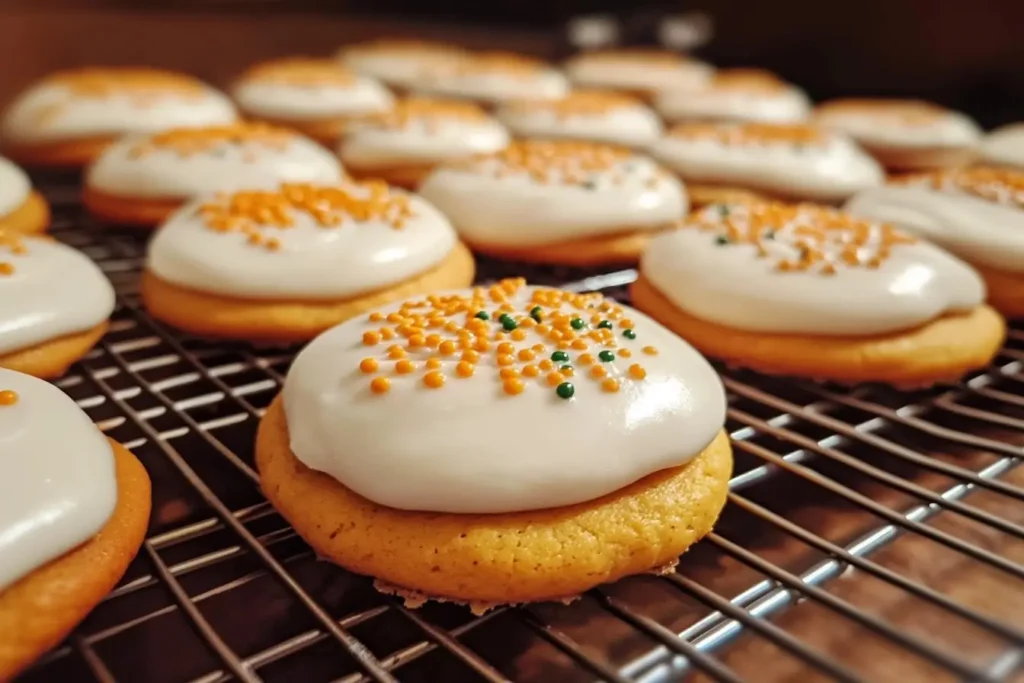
[142,181,475,342]
[412,52,569,106]
[337,39,467,90]
[650,122,884,208]
[633,202,1004,386]
[339,97,509,190]
[230,58,394,145]
[847,167,1024,317]
[0,156,49,234]
[257,279,731,607]
[813,99,982,172]
[496,90,663,148]
[0,368,151,680]
[418,140,687,266]
[562,49,714,100]
[1,67,237,168]
[655,69,811,125]
[0,230,115,378]
[84,122,343,227]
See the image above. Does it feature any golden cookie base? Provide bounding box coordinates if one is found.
[0,191,51,234]
[469,227,672,267]
[0,322,109,379]
[4,136,117,169]
[82,187,183,228]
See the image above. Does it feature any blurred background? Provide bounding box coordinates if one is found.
[1,0,1023,126]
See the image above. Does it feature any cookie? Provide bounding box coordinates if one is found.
[495,90,663,148]
[256,279,731,605]
[84,122,343,227]
[230,58,393,145]
[1,67,237,168]
[142,181,475,342]
[0,369,151,680]
[650,122,884,207]
[0,231,114,378]
[0,156,49,233]
[562,49,713,100]
[337,39,467,90]
[978,123,1024,170]
[339,97,509,190]
[813,99,981,172]
[655,69,811,124]
[846,167,1024,317]
[633,202,1005,386]
[411,52,569,106]
[418,140,687,265]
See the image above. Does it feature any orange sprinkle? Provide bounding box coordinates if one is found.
[546,372,565,387]
[456,361,475,378]
[0,390,18,406]
[368,312,384,322]
[497,353,515,366]
[601,378,621,393]
[362,330,381,346]
[618,348,632,358]
[503,378,526,395]
[438,340,457,355]
[642,346,658,356]
[522,364,539,377]
[395,360,416,374]
[387,344,406,359]
[578,354,596,366]
[461,349,480,363]
[424,371,445,389]
[539,359,555,371]
[380,328,396,340]
[518,349,536,362]
[426,357,442,369]
[359,358,379,374]
[590,366,607,379]
[497,342,515,356]
[628,364,647,380]
[408,334,426,347]
[425,334,442,348]
[370,377,390,394]
[571,338,588,350]
[500,367,519,379]
[511,329,527,341]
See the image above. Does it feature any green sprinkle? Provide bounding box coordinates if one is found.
[501,317,518,331]
[570,317,585,330]
[560,364,573,372]
[498,313,512,322]
[597,320,613,329]
[623,329,636,340]
[582,179,598,190]
[598,350,615,363]
[474,311,489,320]
[530,305,543,322]
[551,350,569,362]
[714,235,731,246]
[763,229,775,240]
[716,204,730,217]
[556,382,575,399]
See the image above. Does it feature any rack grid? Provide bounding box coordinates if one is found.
[15,176,1024,683]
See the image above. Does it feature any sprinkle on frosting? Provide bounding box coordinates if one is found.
[504,90,643,118]
[357,278,654,398]
[198,182,414,250]
[241,58,357,87]
[0,390,18,406]
[817,99,946,126]
[0,231,27,276]
[668,121,825,146]
[452,139,644,186]
[892,167,1024,209]
[689,202,917,274]
[127,122,294,159]
[359,97,488,130]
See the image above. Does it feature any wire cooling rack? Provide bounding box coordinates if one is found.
[15,176,1024,683]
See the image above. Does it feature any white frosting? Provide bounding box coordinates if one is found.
[496,99,663,148]
[0,156,31,216]
[418,146,687,247]
[563,54,714,93]
[339,45,466,89]
[655,83,811,124]
[641,203,985,336]
[0,368,117,590]
[232,76,394,123]
[147,182,459,300]
[0,236,115,355]
[845,185,1024,274]
[814,105,982,150]
[1,79,237,145]
[413,63,569,105]
[282,286,726,514]
[340,116,509,167]
[980,124,1024,169]
[87,131,344,199]
[650,128,884,203]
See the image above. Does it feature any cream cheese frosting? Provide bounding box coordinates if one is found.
[282,279,726,514]
[146,181,458,300]
[563,49,714,94]
[0,232,115,355]
[0,368,117,590]
[1,68,237,145]
[650,122,884,203]
[412,52,569,105]
[0,156,31,216]
[845,167,1024,275]
[86,123,344,200]
[655,69,811,124]
[813,99,982,151]
[641,202,985,336]
[337,39,468,89]
[418,140,687,248]
[339,98,509,167]
[496,90,663,148]
[231,58,394,123]
[980,124,1024,169]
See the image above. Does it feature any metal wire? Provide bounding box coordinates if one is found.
[15,180,1024,683]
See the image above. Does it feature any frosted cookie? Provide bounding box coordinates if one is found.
[337,39,467,90]
[650,122,884,207]
[412,52,569,106]
[846,167,1024,317]
[979,124,1024,170]
[339,97,509,190]
[562,49,714,99]
[256,279,732,607]
[230,58,394,145]
[0,369,150,680]
[84,122,344,227]
[0,156,49,234]
[0,231,115,378]
[632,203,1004,386]
[655,69,811,124]
[813,99,981,172]
[142,181,475,342]
[1,67,237,168]
[418,140,687,266]
[496,90,663,148]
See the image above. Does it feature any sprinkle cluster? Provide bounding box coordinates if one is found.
[705,69,787,93]
[242,58,357,87]
[0,390,18,406]
[0,231,27,277]
[691,202,917,275]
[818,99,945,126]
[669,122,825,147]
[198,182,414,251]
[894,167,1024,209]
[357,279,656,399]
[50,68,206,98]
[360,97,488,131]
[128,123,294,159]
[505,90,642,119]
